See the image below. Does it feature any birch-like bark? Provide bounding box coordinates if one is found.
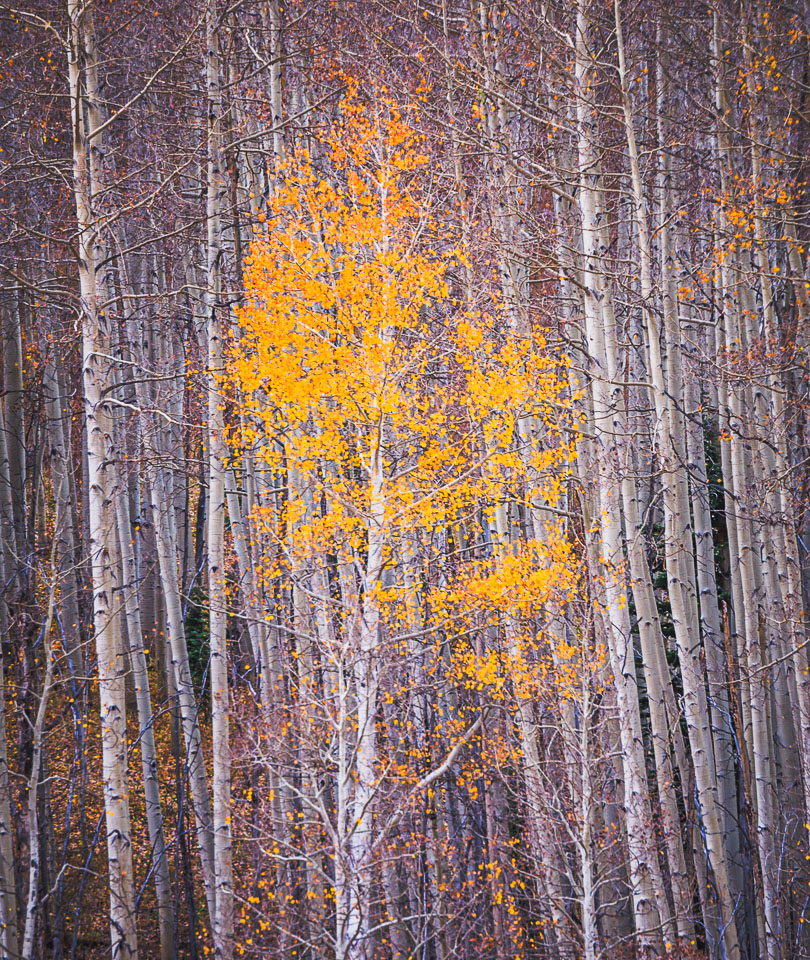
[341,420,384,960]
[0,598,16,960]
[2,291,26,561]
[614,7,739,953]
[206,0,232,952]
[742,25,810,852]
[112,414,175,960]
[151,467,217,922]
[20,552,57,960]
[0,358,21,960]
[713,15,777,955]
[265,0,284,170]
[573,6,668,950]
[118,251,219,939]
[67,3,138,955]
[43,357,83,673]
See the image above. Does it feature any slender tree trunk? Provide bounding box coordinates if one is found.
[21,561,57,960]
[0,385,19,960]
[574,7,668,950]
[614,8,739,954]
[112,414,176,960]
[43,358,83,674]
[345,423,384,960]
[2,291,26,562]
[712,15,777,955]
[67,3,138,955]
[205,1,232,955]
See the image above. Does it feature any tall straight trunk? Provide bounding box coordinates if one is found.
[712,14,777,955]
[334,607,353,960]
[223,470,263,676]
[21,559,57,960]
[400,537,449,960]
[0,386,19,960]
[482,741,507,960]
[205,1,232,954]
[119,214,219,941]
[2,290,26,559]
[0,649,15,959]
[782,199,810,852]
[112,412,175,960]
[742,29,810,853]
[265,0,284,170]
[341,423,384,960]
[577,670,597,960]
[614,7,739,954]
[573,5,668,951]
[150,468,217,919]
[43,357,83,673]
[286,473,325,947]
[67,3,138,956]
[682,325,744,885]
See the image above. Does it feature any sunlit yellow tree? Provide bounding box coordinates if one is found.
[229,92,576,960]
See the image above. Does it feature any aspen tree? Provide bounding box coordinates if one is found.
[7,0,810,953]
[573,3,670,952]
[615,4,740,953]
[205,0,233,953]
[111,411,176,960]
[66,1,138,954]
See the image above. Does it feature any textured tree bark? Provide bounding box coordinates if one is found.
[265,0,285,170]
[116,236,219,945]
[2,291,26,561]
[573,6,669,950]
[206,0,233,953]
[606,13,740,953]
[346,424,384,960]
[743,36,810,857]
[21,558,57,960]
[577,668,597,960]
[67,3,138,955]
[724,269,776,960]
[43,357,83,674]
[682,327,740,848]
[0,376,20,960]
[712,15,777,955]
[151,467,218,926]
[0,630,16,959]
[286,474,328,948]
[112,413,176,960]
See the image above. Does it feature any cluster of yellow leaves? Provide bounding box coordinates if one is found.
[461,537,577,614]
[229,94,575,565]
[228,93,589,723]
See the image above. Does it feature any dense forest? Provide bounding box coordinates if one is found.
[0,0,809,958]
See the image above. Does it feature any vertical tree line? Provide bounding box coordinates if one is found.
[0,0,809,957]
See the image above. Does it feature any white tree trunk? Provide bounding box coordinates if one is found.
[67,3,138,954]
[574,8,668,948]
[206,0,232,953]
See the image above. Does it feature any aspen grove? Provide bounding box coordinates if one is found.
[1,1,809,958]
